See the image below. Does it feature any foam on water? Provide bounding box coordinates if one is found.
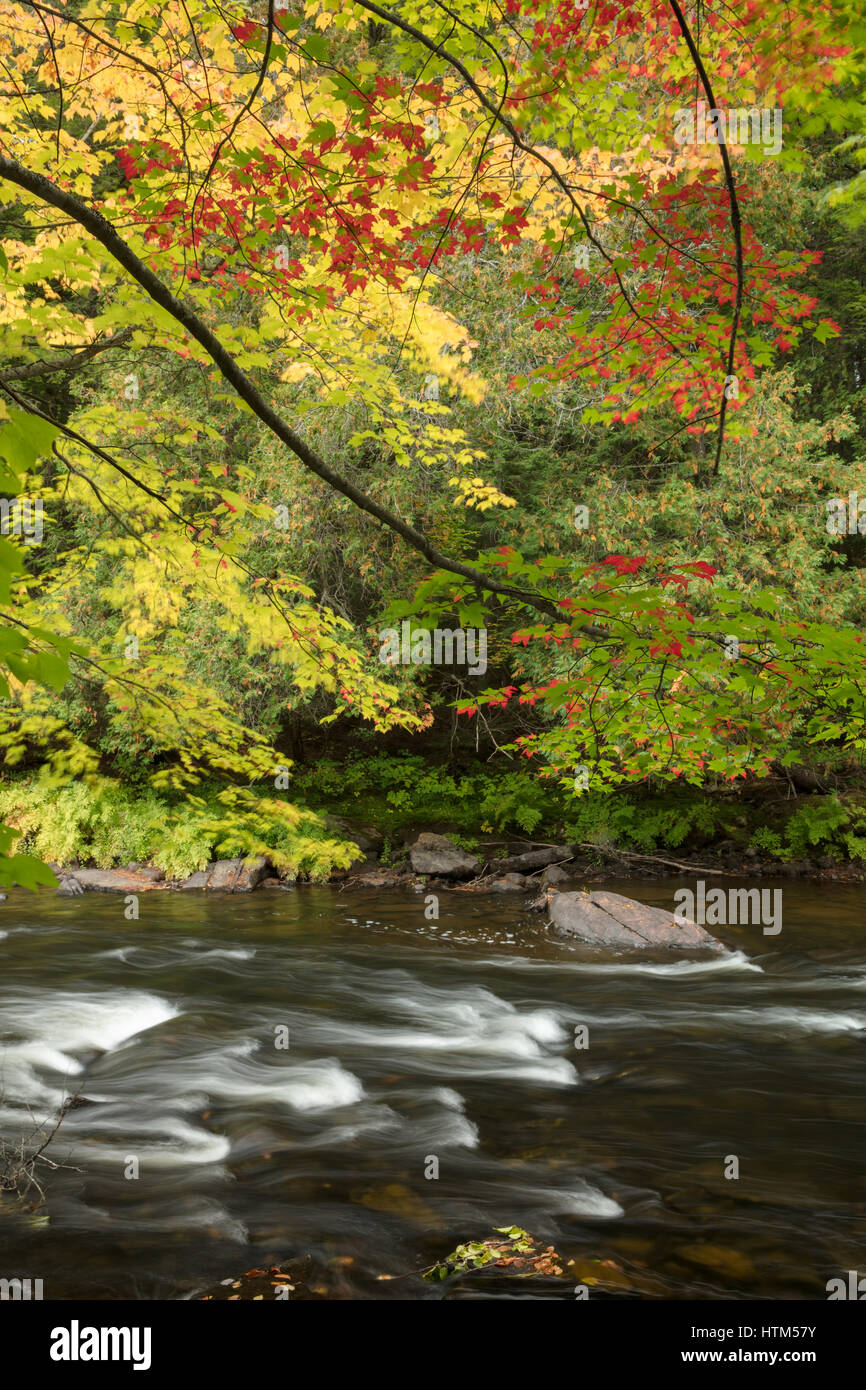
[298,983,578,1085]
[203,1052,365,1112]
[1,989,178,1054]
[717,1006,866,1034]
[473,949,762,976]
[58,1194,248,1242]
[564,1003,866,1036]
[533,1183,624,1219]
[196,948,255,961]
[95,945,255,966]
[0,989,179,1110]
[64,1119,232,1170]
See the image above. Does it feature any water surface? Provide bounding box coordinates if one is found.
[0,879,863,1299]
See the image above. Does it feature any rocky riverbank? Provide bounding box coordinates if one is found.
[50,822,866,903]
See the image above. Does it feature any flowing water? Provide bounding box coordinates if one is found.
[0,878,864,1300]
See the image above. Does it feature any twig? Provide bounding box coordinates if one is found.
[575,843,735,876]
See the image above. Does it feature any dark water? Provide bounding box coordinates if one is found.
[0,879,864,1300]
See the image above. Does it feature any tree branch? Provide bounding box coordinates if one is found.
[1,327,135,381]
[667,0,745,478]
[0,155,562,620]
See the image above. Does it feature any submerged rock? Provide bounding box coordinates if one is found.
[424,1227,566,1283]
[489,872,527,892]
[540,864,572,887]
[548,889,725,951]
[409,833,480,879]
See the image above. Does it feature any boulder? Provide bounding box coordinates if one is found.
[56,875,84,896]
[409,833,480,879]
[59,868,165,894]
[540,864,572,888]
[177,870,210,890]
[548,889,725,952]
[490,873,527,892]
[181,858,270,892]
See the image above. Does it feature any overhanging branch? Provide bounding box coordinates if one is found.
[1,328,135,381]
[668,0,745,477]
[0,155,562,620]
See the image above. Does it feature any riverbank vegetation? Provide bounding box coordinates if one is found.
[1,1,865,885]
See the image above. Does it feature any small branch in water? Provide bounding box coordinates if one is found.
[0,1095,83,1206]
[524,858,576,880]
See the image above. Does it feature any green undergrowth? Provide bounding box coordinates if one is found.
[0,777,358,881]
[294,754,866,865]
[2,758,865,883]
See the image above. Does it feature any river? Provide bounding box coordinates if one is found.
[0,878,863,1299]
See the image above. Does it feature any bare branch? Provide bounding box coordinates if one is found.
[1,327,135,381]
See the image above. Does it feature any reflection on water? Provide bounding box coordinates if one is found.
[0,878,864,1300]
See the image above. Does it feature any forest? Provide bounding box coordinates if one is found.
[1,0,866,1327]
[0,0,864,885]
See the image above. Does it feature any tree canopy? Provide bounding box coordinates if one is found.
[1,0,865,883]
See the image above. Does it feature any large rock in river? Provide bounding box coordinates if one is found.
[409,833,480,879]
[548,889,724,952]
